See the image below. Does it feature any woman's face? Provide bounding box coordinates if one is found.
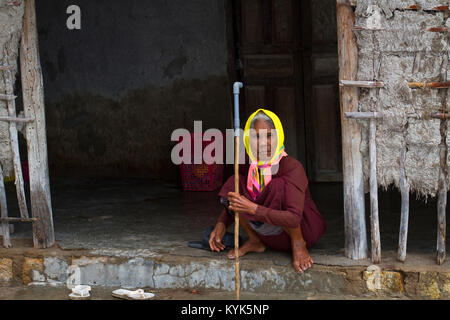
[249,119,278,162]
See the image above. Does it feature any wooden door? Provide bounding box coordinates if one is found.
[301,0,342,181]
[232,0,306,166]
[231,0,342,181]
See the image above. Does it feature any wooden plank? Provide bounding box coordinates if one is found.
[346,111,450,120]
[431,113,450,119]
[306,1,341,182]
[369,117,381,263]
[409,81,450,89]
[340,80,384,88]
[369,53,381,264]
[431,5,450,11]
[0,165,11,248]
[407,4,450,11]
[428,27,449,33]
[337,0,368,260]
[0,116,34,123]
[350,2,450,11]
[3,57,29,219]
[0,94,16,101]
[20,0,55,248]
[437,143,447,265]
[437,53,448,265]
[397,141,409,262]
[5,0,22,7]
[345,111,383,119]
[0,66,13,71]
[0,217,37,222]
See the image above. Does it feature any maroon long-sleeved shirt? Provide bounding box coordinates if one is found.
[217,156,327,246]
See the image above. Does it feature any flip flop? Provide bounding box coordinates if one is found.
[69,285,91,300]
[112,288,155,300]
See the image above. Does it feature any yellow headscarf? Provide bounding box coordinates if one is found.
[243,109,288,199]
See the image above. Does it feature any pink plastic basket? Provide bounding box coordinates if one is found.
[179,132,224,191]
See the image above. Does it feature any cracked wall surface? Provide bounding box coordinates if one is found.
[354,0,450,198]
[0,0,23,179]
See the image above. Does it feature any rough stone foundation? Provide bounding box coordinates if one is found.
[1,248,450,299]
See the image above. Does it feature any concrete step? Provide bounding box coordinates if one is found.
[1,248,450,299]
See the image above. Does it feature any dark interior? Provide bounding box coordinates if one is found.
[4,0,448,260]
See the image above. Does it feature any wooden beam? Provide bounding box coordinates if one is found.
[350,2,450,11]
[3,57,29,219]
[0,165,11,248]
[397,141,409,262]
[369,117,381,263]
[409,81,450,89]
[5,0,22,6]
[20,0,55,248]
[345,112,383,119]
[428,27,449,33]
[437,54,448,265]
[340,80,384,88]
[0,116,34,123]
[431,113,450,119]
[346,111,450,121]
[407,4,450,11]
[437,142,447,265]
[0,217,37,222]
[337,0,368,260]
[0,94,16,101]
[431,5,450,11]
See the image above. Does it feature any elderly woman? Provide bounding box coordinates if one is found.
[209,109,327,273]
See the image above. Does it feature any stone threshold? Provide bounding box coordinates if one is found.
[0,241,450,299]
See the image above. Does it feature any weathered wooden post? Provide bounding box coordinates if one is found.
[20,0,55,248]
[336,0,368,260]
[397,141,410,262]
[436,53,448,265]
[3,55,29,220]
[0,164,11,248]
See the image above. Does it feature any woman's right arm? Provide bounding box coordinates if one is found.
[217,207,233,228]
[209,208,230,252]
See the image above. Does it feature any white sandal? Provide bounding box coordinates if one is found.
[69,285,91,300]
[112,288,154,300]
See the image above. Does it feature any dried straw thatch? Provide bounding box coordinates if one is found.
[355,0,449,199]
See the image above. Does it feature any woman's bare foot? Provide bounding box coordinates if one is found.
[292,240,313,273]
[227,239,266,259]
